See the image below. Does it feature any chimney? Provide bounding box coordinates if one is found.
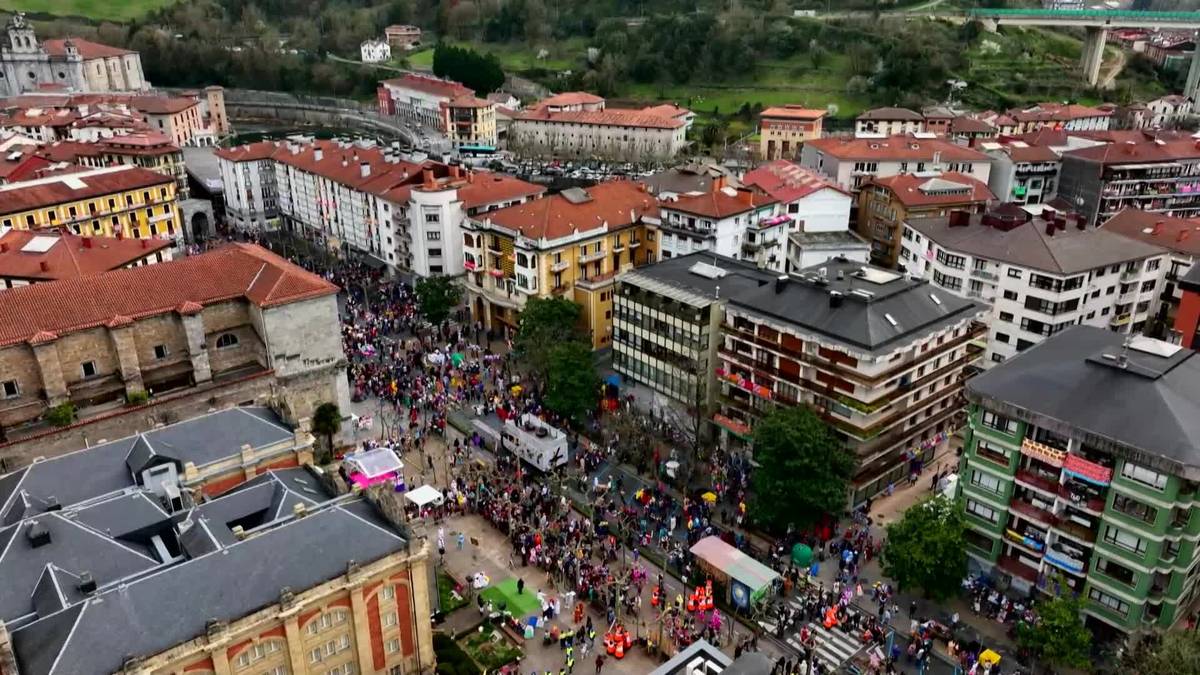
[1179,229,1191,244]
[1044,219,1056,237]
[829,290,844,308]
[0,243,6,253]
[26,521,50,548]
[76,571,96,595]
[360,162,371,178]
[737,188,754,205]
[1076,214,1086,230]
[836,269,845,281]
[116,230,124,240]
[712,175,727,192]
[948,210,969,227]
[313,148,323,161]
[775,275,789,293]
[141,238,149,249]
[39,261,49,272]
[1153,221,1164,236]
[292,502,308,518]
[231,525,246,541]
[82,236,92,248]
[422,169,435,189]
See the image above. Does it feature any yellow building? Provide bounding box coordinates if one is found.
[463,180,660,349]
[442,94,499,150]
[0,165,181,240]
[36,132,189,198]
[758,105,826,161]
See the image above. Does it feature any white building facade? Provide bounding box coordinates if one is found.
[360,39,392,64]
[801,135,992,191]
[656,184,785,271]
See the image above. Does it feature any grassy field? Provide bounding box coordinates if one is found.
[0,0,173,22]
[404,37,586,73]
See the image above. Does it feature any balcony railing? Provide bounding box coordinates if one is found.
[1015,468,1062,497]
[1052,518,1098,545]
[1010,499,1058,527]
[1110,313,1133,327]
[970,269,999,282]
[579,249,606,263]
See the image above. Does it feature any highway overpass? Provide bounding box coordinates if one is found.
[965,9,1200,90]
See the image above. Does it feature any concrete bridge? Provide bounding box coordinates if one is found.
[966,9,1200,90]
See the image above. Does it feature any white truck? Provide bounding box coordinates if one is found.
[501,414,569,471]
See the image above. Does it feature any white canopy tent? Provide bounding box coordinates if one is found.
[405,484,444,508]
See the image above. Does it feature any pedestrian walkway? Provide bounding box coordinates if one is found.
[807,622,864,671]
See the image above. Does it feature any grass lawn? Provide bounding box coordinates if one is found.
[479,578,542,618]
[404,37,585,73]
[0,0,173,21]
[438,571,470,614]
[459,625,523,672]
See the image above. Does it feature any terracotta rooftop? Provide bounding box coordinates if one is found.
[126,96,198,115]
[0,243,339,347]
[805,135,988,162]
[857,107,924,121]
[1064,138,1200,164]
[477,180,656,242]
[0,229,171,281]
[1008,103,1112,122]
[742,159,847,204]
[865,171,995,208]
[0,166,174,218]
[41,38,133,60]
[1000,143,1061,163]
[1101,208,1200,256]
[662,182,777,219]
[445,94,493,109]
[515,107,686,130]
[640,103,692,119]
[380,74,473,99]
[533,92,605,109]
[949,116,996,134]
[213,140,279,162]
[760,105,827,120]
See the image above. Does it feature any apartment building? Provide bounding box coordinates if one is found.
[0,165,181,241]
[1057,138,1200,226]
[800,134,991,192]
[617,253,985,503]
[657,178,785,272]
[34,132,188,198]
[741,160,867,271]
[509,106,688,162]
[981,140,1063,206]
[984,103,1113,134]
[441,94,499,150]
[0,409,433,675]
[377,73,474,130]
[856,172,994,268]
[1146,94,1192,128]
[855,107,926,136]
[900,206,1168,365]
[0,243,348,451]
[215,140,282,232]
[1101,208,1200,333]
[463,180,660,348]
[0,228,171,289]
[0,90,229,147]
[958,326,1200,635]
[758,106,826,161]
[1175,264,1200,347]
[384,24,422,49]
[360,38,391,63]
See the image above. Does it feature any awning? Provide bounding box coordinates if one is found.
[689,536,779,595]
[712,413,752,440]
[405,484,444,507]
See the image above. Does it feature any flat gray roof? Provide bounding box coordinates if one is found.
[967,326,1200,474]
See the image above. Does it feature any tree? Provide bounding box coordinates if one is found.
[750,407,852,531]
[432,43,505,94]
[879,495,968,600]
[414,276,462,325]
[312,402,342,464]
[1016,586,1091,673]
[1123,630,1200,675]
[544,342,598,425]
[513,296,584,379]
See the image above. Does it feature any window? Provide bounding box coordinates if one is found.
[1088,588,1130,617]
[981,411,1015,434]
[1096,556,1138,586]
[381,586,395,600]
[1121,462,1167,490]
[309,649,322,664]
[326,665,356,675]
[236,641,281,668]
[215,333,239,349]
[974,439,1010,466]
[965,499,999,524]
[307,610,348,636]
[995,332,1010,344]
[1007,268,1022,279]
[426,231,441,241]
[1103,525,1147,554]
[153,344,169,359]
[81,361,97,378]
[969,469,1003,495]
[383,611,397,627]
[1002,290,1018,301]
[386,639,400,654]
[1,380,17,399]
[999,311,1013,322]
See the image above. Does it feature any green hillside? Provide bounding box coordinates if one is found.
[0,0,173,22]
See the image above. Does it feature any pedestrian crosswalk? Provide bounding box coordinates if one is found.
[757,597,864,671]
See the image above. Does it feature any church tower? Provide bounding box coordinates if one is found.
[4,13,39,54]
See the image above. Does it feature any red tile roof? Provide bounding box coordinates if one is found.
[1101,208,1200,256]
[380,74,473,99]
[515,107,686,130]
[805,135,988,162]
[865,172,995,208]
[0,229,171,281]
[445,94,493,109]
[458,173,545,208]
[1001,143,1060,163]
[662,184,777,219]
[41,38,133,59]
[0,167,174,217]
[0,243,339,347]
[479,180,656,241]
[214,140,279,162]
[640,104,692,119]
[534,92,605,109]
[1007,103,1112,123]
[126,96,197,115]
[0,148,50,183]
[742,160,848,204]
[760,106,827,120]
[1065,138,1200,164]
[857,107,924,121]
[949,117,996,134]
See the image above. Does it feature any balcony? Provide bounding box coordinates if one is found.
[997,555,1041,584]
[742,240,762,254]
[612,242,625,252]
[1052,518,1098,545]
[1121,269,1140,282]
[1015,469,1062,497]
[579,249,606,264]
[1110,313,1133,327]
[1010,499,1058,527]
[971,268,999,282]
[629,239,641,248]
[1020,438,1066,467]
[549,259,569,272]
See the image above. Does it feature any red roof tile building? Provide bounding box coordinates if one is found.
[800,134,992,191]
[657,177,788,272]
[0,242,349,443]
[377,74,474,129]
[510,93,689,162]
[463,180,661,347]
[759,106,826,161]
[857,172,994,268]
[0,228,172,288]
[0,14,148,97]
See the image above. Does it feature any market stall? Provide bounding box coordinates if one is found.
[688,536,780,610]
[405,484,445,508]
[343,445,405,491]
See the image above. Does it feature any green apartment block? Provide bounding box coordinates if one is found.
[957,326,1200,637]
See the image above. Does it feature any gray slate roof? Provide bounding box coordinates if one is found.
[907,214,1167,275]
[624,252,983,355]
[11,503,408,675]
[967,326,1200,471]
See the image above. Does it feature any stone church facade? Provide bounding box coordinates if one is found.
[0,13,149,97]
